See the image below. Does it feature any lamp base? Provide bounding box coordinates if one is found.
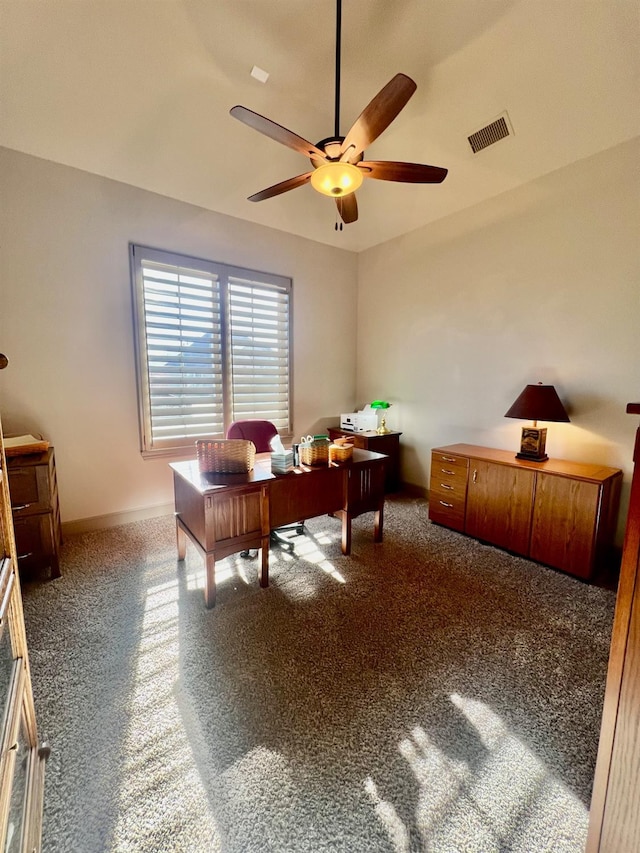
[515,451,548,462]
[517,426,547,461]
[377,417,391,435]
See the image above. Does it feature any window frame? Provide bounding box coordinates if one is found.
[130,244,293,458]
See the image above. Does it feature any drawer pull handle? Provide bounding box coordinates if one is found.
[473,469,477,483]
[439,500,454,508]
[17,552,33,561]
[440,456,457,462]
[441,468,455,475]
[12,503,32,511]
[440,483,454,490]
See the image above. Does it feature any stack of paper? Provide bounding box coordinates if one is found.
[4,434,50,456]
[271,450,294,474]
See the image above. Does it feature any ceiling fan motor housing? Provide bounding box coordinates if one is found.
[311,136,363,166]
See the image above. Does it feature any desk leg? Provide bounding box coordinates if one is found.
[341,511,352,555]
[176,521,187,561]
[204,554,216,609]
[374,500,384,542]
[260,540,269,588]
[259,485,270,588]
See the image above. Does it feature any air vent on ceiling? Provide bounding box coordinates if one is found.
[468,112,513,153]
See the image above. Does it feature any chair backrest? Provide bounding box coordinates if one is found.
[226,419,278,454]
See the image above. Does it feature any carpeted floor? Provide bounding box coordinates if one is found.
[20,495,615,852]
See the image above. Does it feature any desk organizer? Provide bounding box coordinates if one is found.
[196,439,256,473]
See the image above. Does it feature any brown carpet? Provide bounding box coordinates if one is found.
[21,495,615,852]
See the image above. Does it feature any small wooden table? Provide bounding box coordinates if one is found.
[328,428,402,492]
[170,449,386,608]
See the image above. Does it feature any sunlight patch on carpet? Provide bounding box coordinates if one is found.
[111,571,221,852]
[367,693,589,853]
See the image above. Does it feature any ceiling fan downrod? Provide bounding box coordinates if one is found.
[334,0,342,139]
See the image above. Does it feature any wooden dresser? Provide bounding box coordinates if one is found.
[430,443,622,580]
[328,429,402,492]
[587,403,640,851]
[6,449,61,579]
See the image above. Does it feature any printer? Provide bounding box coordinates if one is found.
[340,406,379,433]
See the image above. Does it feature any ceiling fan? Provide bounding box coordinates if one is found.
[230,0,448,227]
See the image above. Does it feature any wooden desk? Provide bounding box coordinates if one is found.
[170,449,386,608]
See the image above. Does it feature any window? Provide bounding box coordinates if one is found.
[130,245,292,455]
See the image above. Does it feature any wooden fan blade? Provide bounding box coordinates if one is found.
[230,106,327,160]
[336,193,358,224]
[339,74,417,162]
[248,172,313,202]
[359,160,448,183]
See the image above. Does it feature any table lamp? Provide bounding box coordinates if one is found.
[504,382,570,461]
[370,400,391,435]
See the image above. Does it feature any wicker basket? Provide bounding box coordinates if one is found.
[329,442,353,463]
[196,439,256,473]
[299,442,329,466]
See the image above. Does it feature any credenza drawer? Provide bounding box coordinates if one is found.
[431,450,469,475]
[429,484,466,531]
[430,451,468,489]
[429,449,469,531]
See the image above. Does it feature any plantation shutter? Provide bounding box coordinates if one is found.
[132,245,292,455]
[137,255,224,450]
[228,276,291,431]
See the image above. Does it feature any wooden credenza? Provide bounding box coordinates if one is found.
[429,444,622,580]
[587,403,640,851]
[328,429,402,492]
[7,449,61,579]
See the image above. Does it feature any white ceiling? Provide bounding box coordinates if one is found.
[1,0,638,252]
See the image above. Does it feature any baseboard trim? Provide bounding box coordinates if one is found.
[402,482,428,499]
[62,503,174,537]
[62,484,428,536]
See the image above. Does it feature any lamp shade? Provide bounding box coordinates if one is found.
[504,384,570,423]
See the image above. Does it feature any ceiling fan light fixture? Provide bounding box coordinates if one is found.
[310,162,363,197]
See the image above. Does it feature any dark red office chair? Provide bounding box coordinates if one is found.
[226,419,278,453]
[226,419,306,551]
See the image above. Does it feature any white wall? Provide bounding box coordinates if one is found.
[3,139,639,538]
[356,138,640,539]
[0,147,358,524]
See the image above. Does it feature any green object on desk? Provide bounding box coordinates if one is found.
[370,400,390,409]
